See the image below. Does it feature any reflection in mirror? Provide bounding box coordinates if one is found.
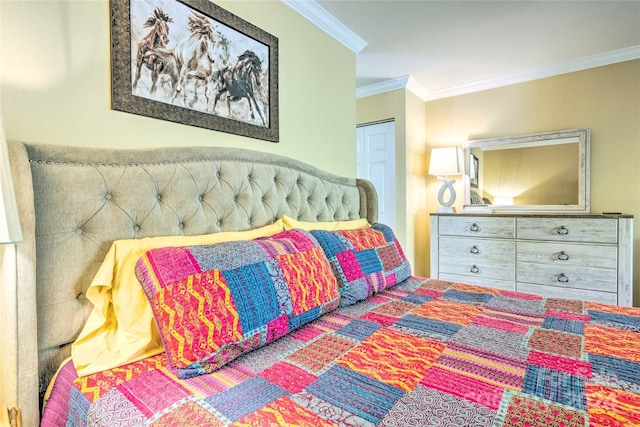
[464,129,590,213]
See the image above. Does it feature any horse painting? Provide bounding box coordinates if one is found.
[141,48,180,95]
[212,50,267,126]
[132,8,174,92]
[172,13,228,109]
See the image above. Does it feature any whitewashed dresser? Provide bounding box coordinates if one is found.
[430,214,633,306]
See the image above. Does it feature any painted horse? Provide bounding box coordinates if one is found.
[212,50,267,125]
[132,8,173,92]
[172,13,227,109]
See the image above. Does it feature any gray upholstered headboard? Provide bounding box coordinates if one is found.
[0,141,377,426]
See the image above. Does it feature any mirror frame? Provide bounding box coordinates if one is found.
[464,128,590,213]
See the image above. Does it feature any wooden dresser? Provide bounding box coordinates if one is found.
[430,213,634,306]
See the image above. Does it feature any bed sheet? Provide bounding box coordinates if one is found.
[42,277,640,426]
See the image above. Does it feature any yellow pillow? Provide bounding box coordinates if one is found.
[71,220,284,376]
[282,214,369,231]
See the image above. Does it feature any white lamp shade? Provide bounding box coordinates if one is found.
[429,147,464,177]
[0,115,23,243]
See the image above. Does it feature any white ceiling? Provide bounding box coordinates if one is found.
[286,0,640,100]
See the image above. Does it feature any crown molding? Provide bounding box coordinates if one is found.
[358,45,640,101]
[356,76,408,98]
[282,0,367,53]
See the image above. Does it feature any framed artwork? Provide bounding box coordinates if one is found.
[469,153,479,188]
[110,0,279,142]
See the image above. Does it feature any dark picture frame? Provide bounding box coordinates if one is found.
[469,153,479,188]
[110,0,279,142]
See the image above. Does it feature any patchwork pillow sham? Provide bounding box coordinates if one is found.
[311,223,411,306]
[71,219,284,377]
[134,229,340,378]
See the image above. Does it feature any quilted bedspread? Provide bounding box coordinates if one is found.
[43,277,640,426]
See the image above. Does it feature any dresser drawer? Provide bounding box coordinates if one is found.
[516,218,618,243]
[517,262,617,293]
[517,241,617,269]
[440,237,515,262]
[439,216,515,238]
[440,257,515,282]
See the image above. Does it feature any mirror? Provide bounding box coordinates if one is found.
[464,128,590,213]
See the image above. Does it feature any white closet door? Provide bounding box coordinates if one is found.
[356,121,396,229]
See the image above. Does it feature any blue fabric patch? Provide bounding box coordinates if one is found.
[588,310,640,330]
[307,365,403,424]
[372,223,395,242]
[443,289,493,305]
[355,249,383,275]
[224,262,279,332]
[205,377,286,421]
[67,386,91,426]
[522,365,585,409]
[396,314,461,338]
[336,319,382,341]
[401,292,432,305]
[542,317,584,334]
[310,230,350,258]
[188,241,269,271]
[590,353,640,384]
[289,306,322,330]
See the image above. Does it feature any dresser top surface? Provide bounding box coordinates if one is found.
[430,213,634,219]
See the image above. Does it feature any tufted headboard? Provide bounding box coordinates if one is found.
[0,141,377,426]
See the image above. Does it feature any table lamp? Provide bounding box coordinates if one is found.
[429,147,464,213]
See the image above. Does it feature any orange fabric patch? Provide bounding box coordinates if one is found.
[412,299,483,325]
[584,324,640,362]
[419,279,452,291]
[585,301,640,317]
[277,247,339,316]
[74,354,167,402]
[287,334,355,372]
[233,397,334,427]
[586,383,640,426]
[337,327,445,391]
[450,282,500,295]
[339,228,387,251]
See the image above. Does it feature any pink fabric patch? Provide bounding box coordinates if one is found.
[289,325,325,342]
[336,250,364,282]
[527,350,593,377]
[473,315,530,334]
[415,288,444,299]
[360,312,398,326]
[385,272,397,288]
[266,315,290,342]
[142,247,201,289]
[420,366,504,410]
[260,362,317,393]
[117,370,191,417]
[368,294,392,304]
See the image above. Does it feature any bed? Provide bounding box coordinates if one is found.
[2,141,640,426]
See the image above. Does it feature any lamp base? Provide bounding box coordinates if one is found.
[437,206,456,213]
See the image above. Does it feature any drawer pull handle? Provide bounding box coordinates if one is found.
[557,273,569,283]
[470,265,480,274]
[557,251,569,261]
[469,223,480,232]
[470,246,480,255]
[556,226,569,235]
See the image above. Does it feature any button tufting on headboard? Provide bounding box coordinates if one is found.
[5,142,378,426]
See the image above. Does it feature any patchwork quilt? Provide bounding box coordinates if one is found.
[43,277,640,426]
